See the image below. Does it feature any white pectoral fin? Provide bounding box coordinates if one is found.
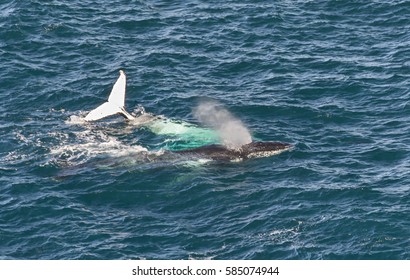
[84,102,122,121]
[108,70,126,107]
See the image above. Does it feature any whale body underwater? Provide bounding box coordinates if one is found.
[82,70,291,161]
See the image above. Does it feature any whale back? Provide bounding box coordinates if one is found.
[174,141,291,161]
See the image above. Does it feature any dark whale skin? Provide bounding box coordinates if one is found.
[174,141,291,161]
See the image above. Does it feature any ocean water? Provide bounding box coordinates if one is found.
[1,0,410,259]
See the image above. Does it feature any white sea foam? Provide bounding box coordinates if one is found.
[66,114,87,125]
[182,158,212,167]
[49,129,148,165]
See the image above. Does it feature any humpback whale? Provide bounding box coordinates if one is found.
[84,70,220,147]
[83,70,291,161]
[174,141,291,161]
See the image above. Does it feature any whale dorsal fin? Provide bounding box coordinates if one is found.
[84,70,134,121]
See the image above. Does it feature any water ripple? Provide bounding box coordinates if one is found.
[1,0,409,259]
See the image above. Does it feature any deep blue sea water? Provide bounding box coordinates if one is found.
[1,0,410,259]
